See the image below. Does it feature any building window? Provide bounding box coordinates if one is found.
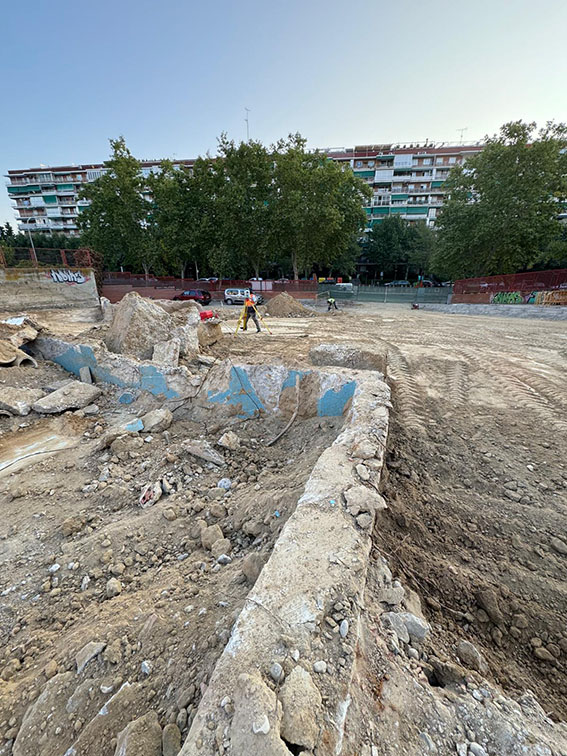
[355,161,363,168]
[367,161,375,168]
[449,157,456,164]
[423,158,432,165]
[437,158,445,165]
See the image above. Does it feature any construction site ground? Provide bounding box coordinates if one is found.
[0,300,566,755]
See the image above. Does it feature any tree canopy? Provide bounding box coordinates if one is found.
[432,121,567,280]
[362,216,436,281]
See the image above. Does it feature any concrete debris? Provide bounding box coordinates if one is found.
[0,340,38,368]
[76,641,107,674]
[201,524,224,551]
[140,407,173,433]
[79,365,93,384]
[397,612,431,644]
[152,338,181,367]
[31,381,101,414]
[139,482,163,508]
[162,723,182,756]
[310,342,386,372]
[217,430,241,450]
[197,321,223,348]
[230,672,289,755]
[456,639,486,672]
[182,439,225,466]
[114,710,162,756]
[0,386,45,416]
[105,292,177,360]
[344,485,387,516]
[279,666,321,750]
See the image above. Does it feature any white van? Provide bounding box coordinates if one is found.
[334,282,354,292]
[223,288,265,305]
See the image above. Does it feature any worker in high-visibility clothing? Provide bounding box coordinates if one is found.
[242,295,261,332]
[327,296,338,311]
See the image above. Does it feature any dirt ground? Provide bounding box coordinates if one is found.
[0,301,566,753]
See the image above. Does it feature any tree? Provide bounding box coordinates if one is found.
[434,121,567,279]
[270,134,370,279]
[78,137,155,273]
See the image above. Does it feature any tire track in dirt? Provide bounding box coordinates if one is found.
[385,347,426,435]
[446,360,469,406]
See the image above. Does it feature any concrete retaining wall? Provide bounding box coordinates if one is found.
[0,267,99,311]
[180,368,391,756]
[419,303,567,320]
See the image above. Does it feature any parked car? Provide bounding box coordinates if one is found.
[414,279,436,288]
[223,288,264,306]
[172,289,212,304]
[384,280,410,287]
[249,277,263,281]
[275,278,290,283]
[197,277,219,283]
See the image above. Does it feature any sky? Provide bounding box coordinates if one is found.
[1,0,567,226]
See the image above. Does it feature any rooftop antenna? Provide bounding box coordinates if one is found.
[245,107,251,141]
[457,127,468,144]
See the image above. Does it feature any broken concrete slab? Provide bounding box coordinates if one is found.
[182,440,225,466]
[279,666,322,750]
[76,641,106,674]
[79,365,92,384]
[197,321,223,348]
[152,338,180,367]
[32,381,101,414]
[140,408,173,433]
[105,292,177,360]
[114,711,162,756]
[0,387,45,416]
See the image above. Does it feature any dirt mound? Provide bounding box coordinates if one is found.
[266,292,316,318]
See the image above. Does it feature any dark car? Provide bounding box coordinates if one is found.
[172,289,212,304]
[384,279,410,287]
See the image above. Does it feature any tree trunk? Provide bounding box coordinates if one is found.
[292,252,299,281]
[195,261,199,280]
[180,261,187,280]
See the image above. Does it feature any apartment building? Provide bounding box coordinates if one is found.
[5,160,193,236]
[327,143,483,229]
[5,143,481,235]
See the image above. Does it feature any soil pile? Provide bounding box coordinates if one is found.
[266,292,316,318]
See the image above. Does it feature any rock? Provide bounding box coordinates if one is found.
[476,587,503,625]
[534,647,555,662]
[398,612,431,644]
[44,659,58,679]
[0,387,45,416]
[217,554,232,565]
[106,577,122,598]
[356,513,373,529]
[279,666,322,750]
[217,477,232,490]
[456,640,486,672]
[76,641,107,673]
[83,403,99,416]
[105,291,176,360]
[382,612,410,644]
[139,482,163,508]
[197,321,223,348]
[183,440,225,466]
[468,744,488,756]
[201,524,224,551]
[79,365,92,384]
[252,715,271,734]
[152,338,181,367]
[141,408,173,433]
[211,538,232,558]
[114,710,162,756]
[355,463,370,481]
[210,503,227,518]
[339,620,349,638]
[378,586,405,606]
[163,508,177,521]
[270,662,284,682]
[141,660,153,676]
[241,553,265,584]
[230,672,288,754]
[32,381,101,414]
[162,723,182,756]
[312,660,327,673]
[344,485,387,516]
[550,537,567,555]
[217,431,241,450]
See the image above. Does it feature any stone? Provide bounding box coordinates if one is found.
[0,387,45,416]
[76,641,106,673]
[550,537,567,555]
[279,666,322,750]
[217,431,240,450]
[456,640,486,672]
[344,485,387,516]
[83,403,99,416]
[152,338,181,367]
[79,365,92,384]
[44,659,58,679]
[217,554,232,565]
[355,463,370,481]
[114,710,162,756]
[163,508,177,521]
[141,660,153,676]
[378,586,405,606]
[270,662,284,682]
[241,553,265,584]
[197,320,223,348]
[32,381,101,414]
[210,503,227,518]
[230,672,288,754]
[201,524,224,551]
[105,291,176,360]
[139,482,163,508]
[141,408,173,433]
[468,744,488,756]
[356,513,373,529]
[183,440,225,466]
[217,477,232,490]
[106,578,122,598]
[312,660,327,673]
[382,612,410,644]
[162,723,182,756]
[534,647,554,662]
[339,619,349,638]
[398,612,431,644]
[476,587,503,625]
[211,538,232,558]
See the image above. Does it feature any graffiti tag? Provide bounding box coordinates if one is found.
[50,269,86,285]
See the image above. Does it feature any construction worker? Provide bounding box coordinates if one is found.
[242,294,261,332]
[327,296,338,311]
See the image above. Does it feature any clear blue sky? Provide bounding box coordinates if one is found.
[2,0,567,226]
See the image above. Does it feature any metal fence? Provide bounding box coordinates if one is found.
[0,246,93,268]
[319,284,451,304]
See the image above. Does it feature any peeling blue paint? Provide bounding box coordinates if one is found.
[119,392,135,404]
[317,381,356,416]
[207,366,265,418]
[125,418,144,432]
[281,369,308,390]
[48,344,179,399]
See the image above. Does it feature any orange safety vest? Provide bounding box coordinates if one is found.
[245,298,254,307]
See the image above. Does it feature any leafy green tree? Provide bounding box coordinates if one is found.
[434,120,567,279]
[78,137,155,273]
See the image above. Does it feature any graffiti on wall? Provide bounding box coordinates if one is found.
[490,289,567,306]
[50,269,87,285]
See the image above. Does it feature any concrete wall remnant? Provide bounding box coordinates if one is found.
[0,267,99,311]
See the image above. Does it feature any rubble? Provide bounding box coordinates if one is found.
[0,386,45,416]
[152,338,181,367]
[32,380,101,413]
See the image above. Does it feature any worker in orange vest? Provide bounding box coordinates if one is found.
[242,294,261,332]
